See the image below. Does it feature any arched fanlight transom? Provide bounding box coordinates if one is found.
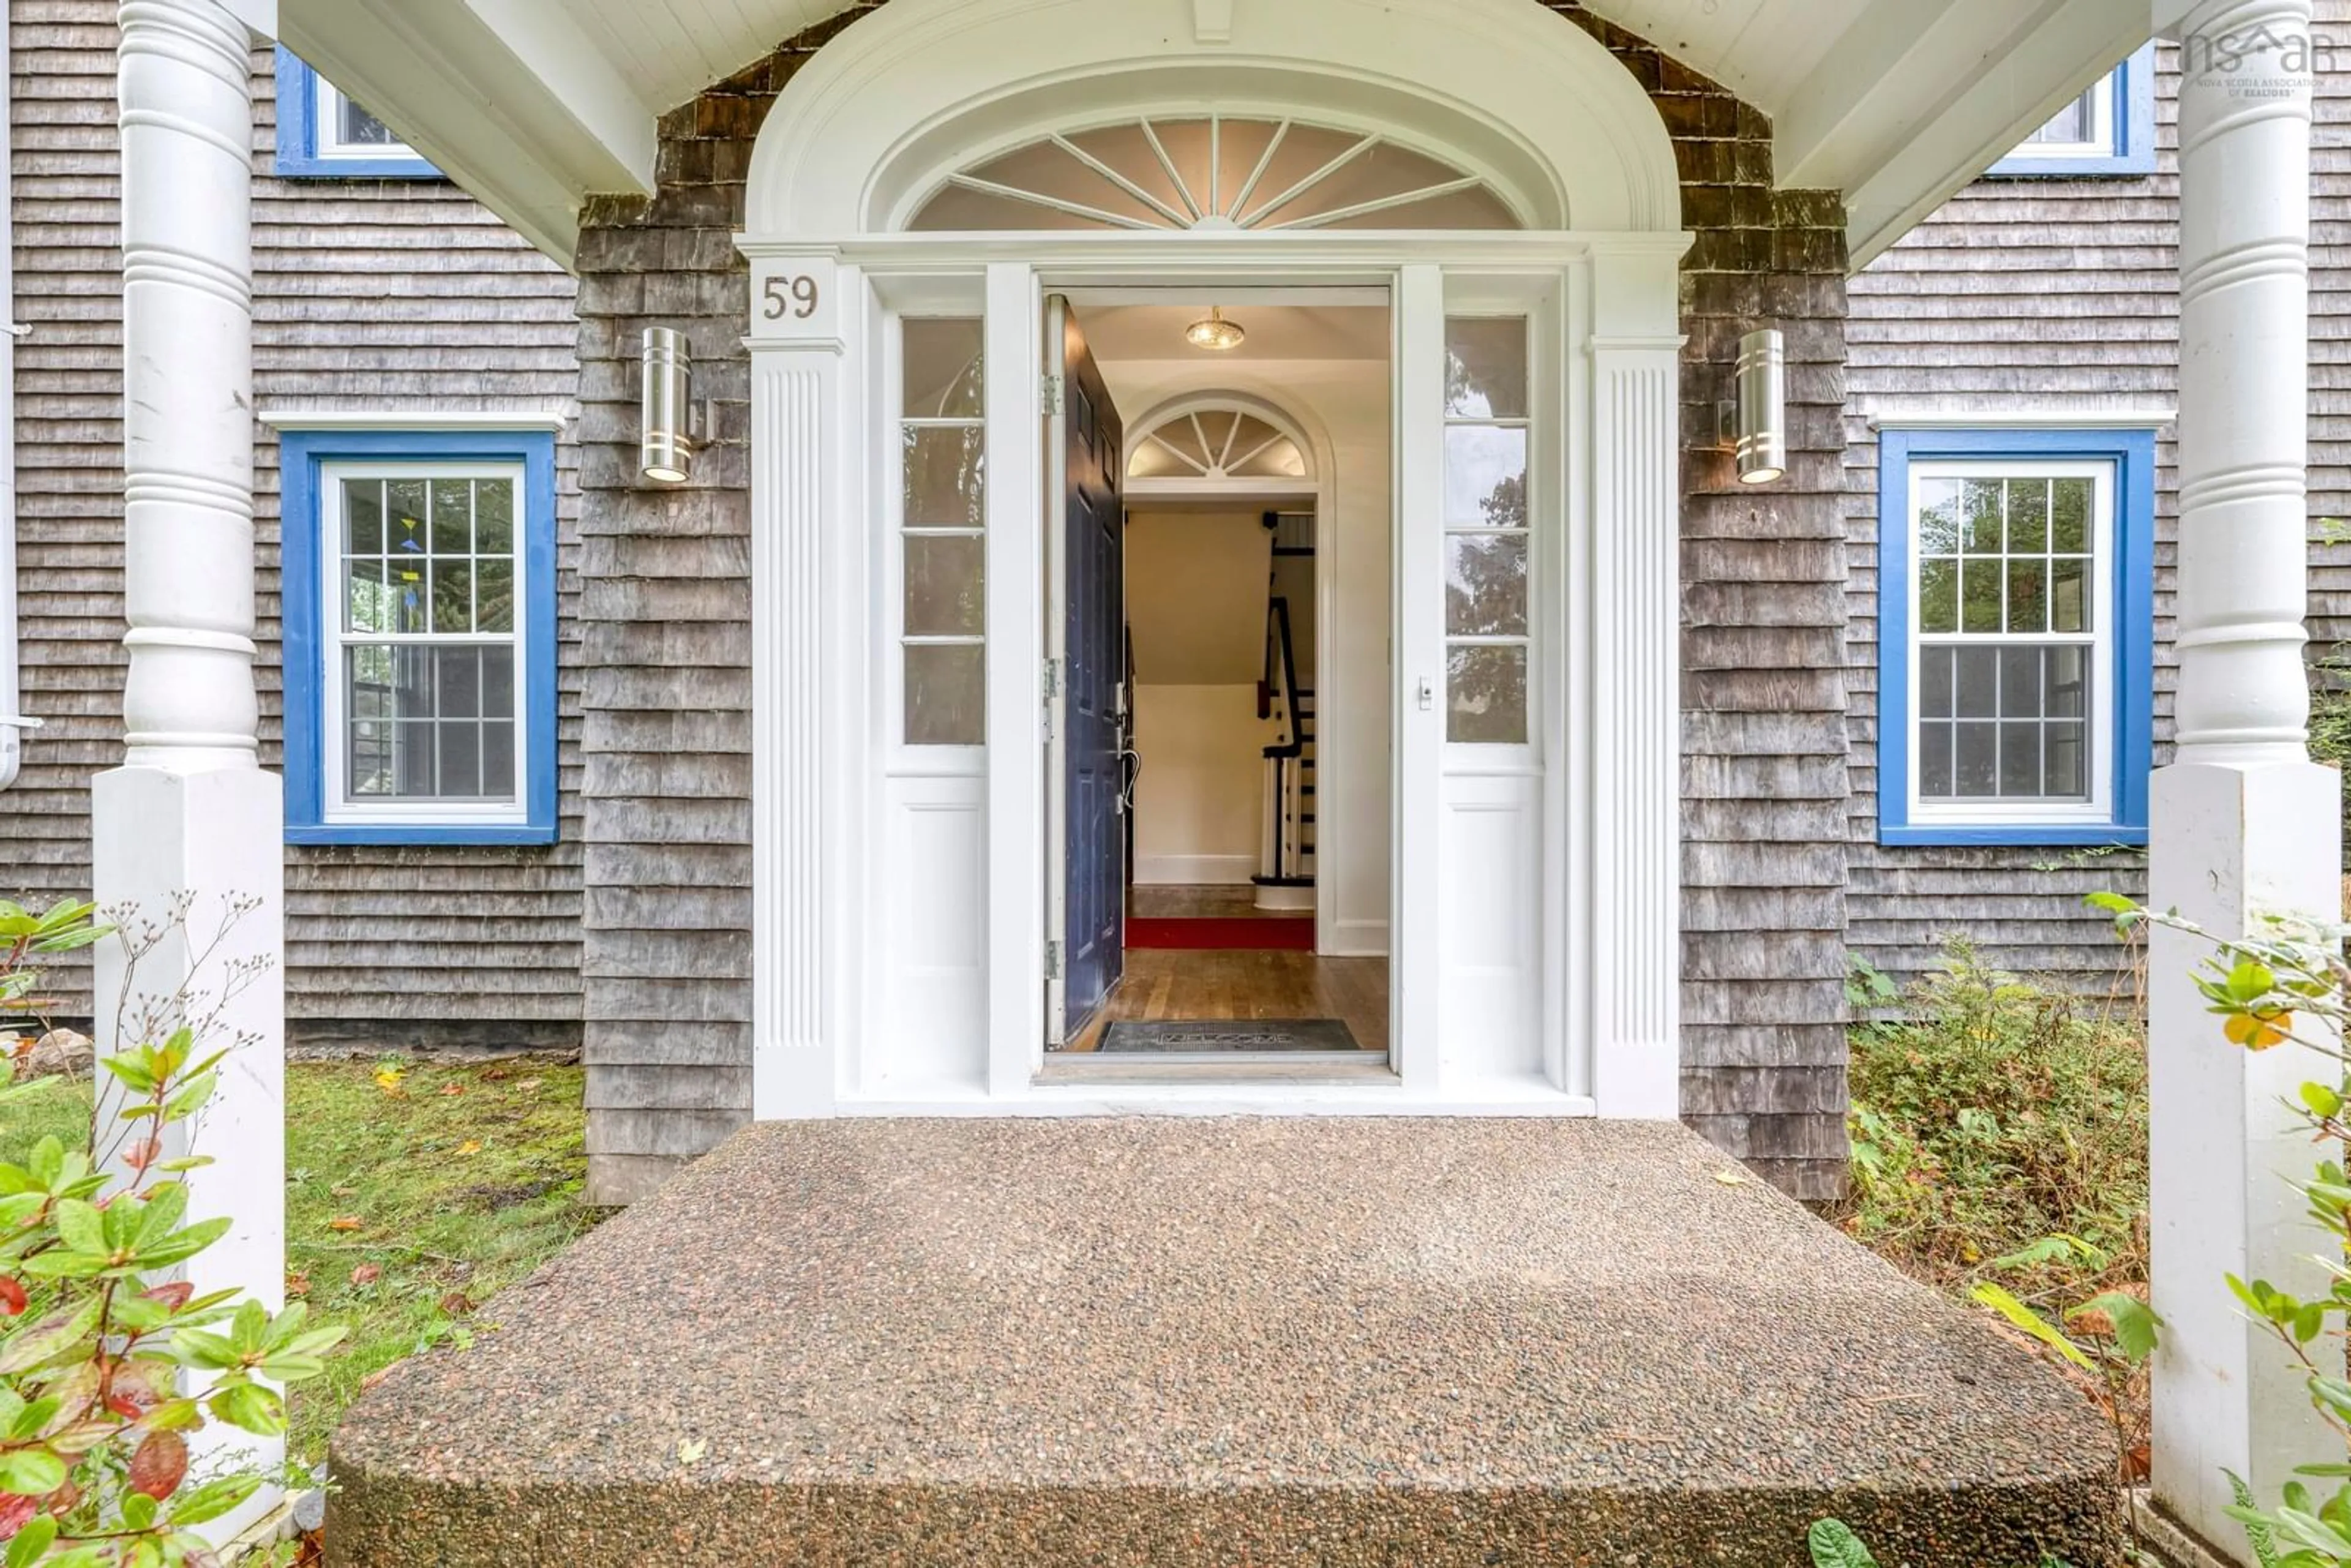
[910,116,1520,233]
[1128,405,1310,482]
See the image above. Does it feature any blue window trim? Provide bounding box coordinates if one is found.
[1876,426,2156,848]
[280,429,558,846]
[272,48,441,179]
[1986,44,2158,178]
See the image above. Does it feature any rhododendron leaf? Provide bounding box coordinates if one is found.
[167,1475,260,1529]
[2,1517,53,1568]
[0,1447,64,1498]
[2224,1009,2293,1050]
[128,1430,187,1501]
[205,1381,282,1438]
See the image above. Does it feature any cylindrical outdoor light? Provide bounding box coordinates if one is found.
[640,326,693,484]
[1734,326,1787,486]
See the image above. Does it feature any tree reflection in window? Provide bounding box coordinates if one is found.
[1442,317,1531,743]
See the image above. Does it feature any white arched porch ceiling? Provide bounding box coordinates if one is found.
[744,0,1685,240]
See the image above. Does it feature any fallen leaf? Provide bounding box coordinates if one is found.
[349,1264,381,1288]
[457,1140,482,1156]
[438,1082,466,1098]
[514,1078,542,1093]
[328,1216,363,1233]
[438,1291,475,1316]
[285,1271,311,1299]
[1712,1169,1749,1187]
[330,1185,356,1199]
[359,1367,393,1392]
[677,1438,707,1465]
[373,1066,407,1095]
[480,1067,511,1082]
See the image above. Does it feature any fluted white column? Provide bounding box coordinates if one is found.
[93,0,285,1533]
[2149,0,2339,1556]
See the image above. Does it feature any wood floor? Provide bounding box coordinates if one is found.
[1065,947,1390,1054]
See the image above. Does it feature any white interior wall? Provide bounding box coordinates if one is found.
[1131,685,1268,884]
[1127,511,1277,885]
[1101,356,1391,955]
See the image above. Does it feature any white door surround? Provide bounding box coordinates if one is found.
[738,0,1690,1119]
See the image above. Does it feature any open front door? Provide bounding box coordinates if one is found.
[1044,296,1126,1045]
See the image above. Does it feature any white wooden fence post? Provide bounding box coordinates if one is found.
[2149,0,2340,1556]
[94,0,285,1531]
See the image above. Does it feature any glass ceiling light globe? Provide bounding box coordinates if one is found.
[1185,307,1246,351]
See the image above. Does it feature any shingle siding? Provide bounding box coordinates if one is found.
[6,0,585,1040]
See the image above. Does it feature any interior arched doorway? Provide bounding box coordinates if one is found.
[738,0,1690,1117]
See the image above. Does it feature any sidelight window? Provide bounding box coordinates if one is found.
[1441,316,1531,745]
[898,318,988,746]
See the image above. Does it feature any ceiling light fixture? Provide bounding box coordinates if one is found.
[1185,306,1246,351]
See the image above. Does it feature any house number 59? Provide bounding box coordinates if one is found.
[763,276,819,320]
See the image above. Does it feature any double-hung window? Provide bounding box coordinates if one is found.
[277,426,560,844]
[272,48,440,179]
[1988,44,2156,177]
[1877,427,2154,845]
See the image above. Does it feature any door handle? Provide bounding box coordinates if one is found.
[1118,748,1142,814]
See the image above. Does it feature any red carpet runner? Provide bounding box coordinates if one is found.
[1125,917,1314,952]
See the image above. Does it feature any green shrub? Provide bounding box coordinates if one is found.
[1839,942,2148,1318]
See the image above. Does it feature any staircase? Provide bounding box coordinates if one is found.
[1254,511,1316,912]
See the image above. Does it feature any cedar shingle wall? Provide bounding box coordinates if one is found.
[571,2,1855,1202]
[5,0,585,1041]
[1843,22,2351,992]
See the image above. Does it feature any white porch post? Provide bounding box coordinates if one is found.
[2148,0,2339,1555]
[95,0,285,1516]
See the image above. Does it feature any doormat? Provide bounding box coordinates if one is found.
[1125,917,1314,951]
[1099,1019,1362,1053]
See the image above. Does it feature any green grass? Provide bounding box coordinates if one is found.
[0,1058,599,1463]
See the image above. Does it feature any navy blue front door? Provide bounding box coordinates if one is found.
[1055,301,1125,1037]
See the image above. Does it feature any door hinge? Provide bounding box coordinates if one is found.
[1043,372,1065,416]
[1045,940,1063,981]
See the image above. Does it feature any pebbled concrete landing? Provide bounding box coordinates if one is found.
[326,1118,2125,1566]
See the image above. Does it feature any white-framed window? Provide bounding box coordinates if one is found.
[1441,315,1531,745]
[272,48,440,179]
[895,317,988,746]
[318,462,530,828]
[1904,461,2113,826]
[1988,45,2156,177]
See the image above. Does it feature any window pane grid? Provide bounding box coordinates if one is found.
[1913,469,2102,807]
[1442,317,1531,743]
[326,467,523,814]
[901,318,986,746]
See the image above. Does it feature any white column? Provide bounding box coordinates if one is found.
[1589,246,1682,1119]
[2150,0,2339,1556]
[94,0,284,1528]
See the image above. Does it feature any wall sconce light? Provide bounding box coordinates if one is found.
[1728,326,1786,486]
[640,326,694,484]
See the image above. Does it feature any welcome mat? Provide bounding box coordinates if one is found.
[1099,1019,1362,1053]
[1125,917,1314,951]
